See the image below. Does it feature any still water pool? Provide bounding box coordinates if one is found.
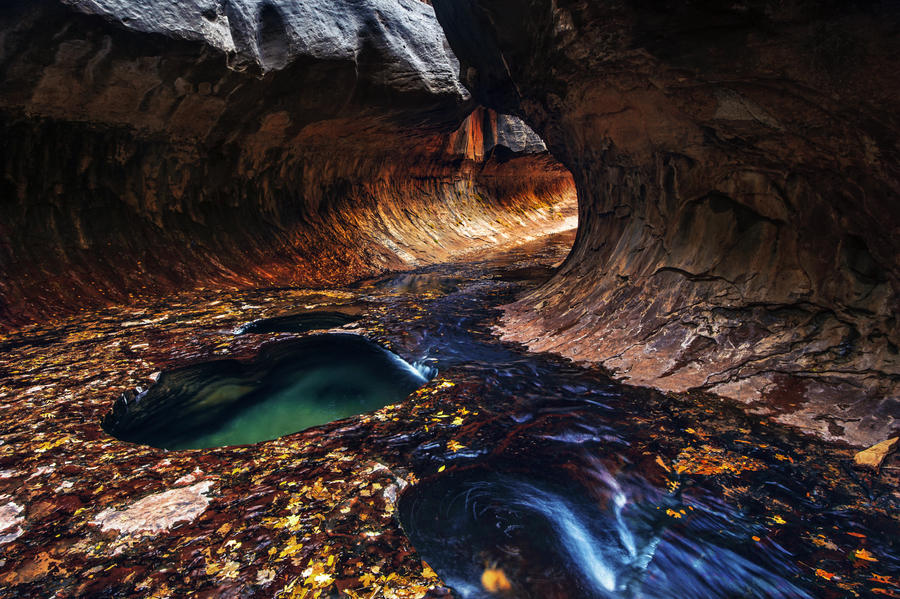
[235,309,362,334]
[102,333,430,449]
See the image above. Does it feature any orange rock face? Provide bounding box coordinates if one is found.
[0,2,575,329]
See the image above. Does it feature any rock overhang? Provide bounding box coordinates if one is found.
[432,0,900,446]
[0,0,575,327]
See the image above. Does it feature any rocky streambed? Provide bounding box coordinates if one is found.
[1,230,897,598]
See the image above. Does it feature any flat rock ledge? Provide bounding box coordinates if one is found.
[92,481,214,535]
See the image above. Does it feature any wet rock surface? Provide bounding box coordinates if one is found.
[91,481,215,535]
[0,501,25,545]
[0,231,898,598]
[433,0,900,446]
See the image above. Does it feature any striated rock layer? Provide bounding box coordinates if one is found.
[0,0,575,328]
[434,0,899,445]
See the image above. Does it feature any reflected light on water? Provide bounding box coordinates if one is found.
[400,457,813,599]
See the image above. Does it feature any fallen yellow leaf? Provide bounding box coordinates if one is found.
[481,567,512,593]
[447,440,465,452]
[853,437,898,470]
[855,548,879,562]
[655,455,671,473]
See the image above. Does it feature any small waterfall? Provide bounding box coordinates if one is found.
[399,457,815,599]
[411,358,439,381]
[510,483,618,593]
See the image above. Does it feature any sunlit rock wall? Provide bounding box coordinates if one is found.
[434,0,899,445]
[0,0,574,327]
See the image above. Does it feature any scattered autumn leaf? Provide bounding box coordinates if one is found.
[447,440,465,452]
[855,548,879,562]
[481,567,512,593]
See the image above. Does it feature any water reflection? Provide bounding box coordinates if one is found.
[348,234,900,598]
[103,333,429,449]
[362,271,462,295]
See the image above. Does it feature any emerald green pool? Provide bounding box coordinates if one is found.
[103,333,429,450]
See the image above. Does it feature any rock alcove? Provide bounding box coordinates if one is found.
[0,0,898,597]
[0,0,894,444]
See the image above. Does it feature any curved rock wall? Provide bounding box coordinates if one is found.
[0,0,574,327]
[433,0,899,445]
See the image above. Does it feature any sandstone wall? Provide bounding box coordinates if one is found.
[0,0,574,327]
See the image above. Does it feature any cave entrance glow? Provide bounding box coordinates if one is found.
[102,333,430,450]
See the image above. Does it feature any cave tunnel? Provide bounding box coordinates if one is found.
[0,0,898,597]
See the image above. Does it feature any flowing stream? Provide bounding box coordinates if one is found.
[353,232,898,598]
[96,229,899,597]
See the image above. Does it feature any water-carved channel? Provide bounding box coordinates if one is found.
[59,231,898,596]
